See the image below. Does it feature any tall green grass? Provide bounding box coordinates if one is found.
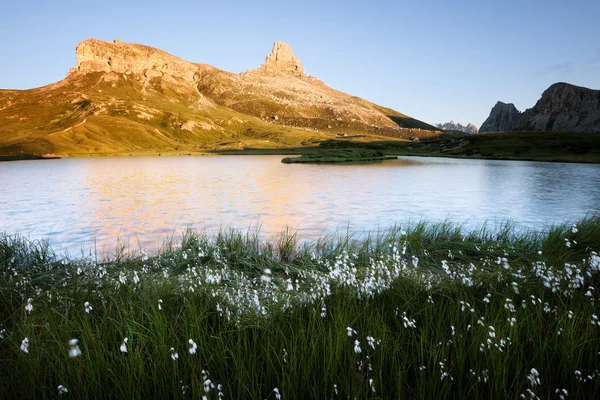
[1,218,599,398]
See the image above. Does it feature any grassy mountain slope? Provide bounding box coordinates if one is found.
[0,39,439,156]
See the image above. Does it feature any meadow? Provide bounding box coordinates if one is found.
[1,218,599,398]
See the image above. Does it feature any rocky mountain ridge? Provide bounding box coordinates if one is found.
[480,83,600,133]
[479,102,522,133]
[436,121,478,134]
[0,39,439,155]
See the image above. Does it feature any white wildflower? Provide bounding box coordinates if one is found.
[120,337,128,353]
[68,338,82,358]
[366,336,376,349]
[188,339,197,354]
[158,299,163,310]
[170,347,179,361]
[84,301,92,313]
[273,387,281,400]
[354,340,362,353]
[527,368,541,387]
[20,337,29,354]
[57,385,68,395]
[25,298,33,314]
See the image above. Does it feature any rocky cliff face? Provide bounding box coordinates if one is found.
[479,102,522,133]
[436,121,478,134]
[480,83,600,133]
[73,39,199,83]
[514,83,600,133]
[257,41,305,77]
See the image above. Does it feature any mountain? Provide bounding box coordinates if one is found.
[436,121,478,134]
[514,83,600,132]
[480,83,600,133]
[0,39,438,156]
[479,102,522,133]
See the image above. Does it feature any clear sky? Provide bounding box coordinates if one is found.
[1,0,598,128]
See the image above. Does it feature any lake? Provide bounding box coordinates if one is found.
[1,155,599,254]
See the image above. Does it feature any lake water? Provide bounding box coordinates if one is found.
[1,155,599,254]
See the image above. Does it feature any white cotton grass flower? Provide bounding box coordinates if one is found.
[0,328,6,340]
[366,336,376,349]
[25,298,33,314]
[158,299,163,310]
[346,327,357,337]
[571,225,578,233]
[188,339,197,354]
[511,282,520,294]
[20,337,29,354]
[526,368,541,387]
[353,340,362,353]
[273,387,281,400]
[565,238,571,248]
[68,338,82,358]
[120,337,128,353]
[57,385,68,395]
[84,301,92,314]
[170,347,179,361]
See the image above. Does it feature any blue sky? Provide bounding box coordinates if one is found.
[1,0,598,128]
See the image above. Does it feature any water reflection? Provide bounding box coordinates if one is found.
[1,155,599,253]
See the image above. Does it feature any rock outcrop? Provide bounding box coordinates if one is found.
[258,41,305,77]
[480,83,600,133]
[73,38,199,83]
[479,102,522,133]
[514,83,600,133]
[436,121,478,134]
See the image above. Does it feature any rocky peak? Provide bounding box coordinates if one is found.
[514,83,600,132]
[479,101,522,133]
[258,41,305,77]
[436,121,479,134]
[465,123,478,133]
[72,38,198,83]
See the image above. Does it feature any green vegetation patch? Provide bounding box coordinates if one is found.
[281,148,397,164]
[1,218,600,397]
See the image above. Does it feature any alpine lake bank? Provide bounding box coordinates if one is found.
[3,130,600,164]
[1,217,600,398]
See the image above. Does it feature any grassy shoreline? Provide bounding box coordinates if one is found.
[1,219,600,398]
[2,131,600,164]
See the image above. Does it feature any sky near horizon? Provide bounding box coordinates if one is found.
[1,0,598,128]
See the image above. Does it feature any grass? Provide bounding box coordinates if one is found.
[312,131,600,163]
[1,218,600,398]
[281,149,397,164]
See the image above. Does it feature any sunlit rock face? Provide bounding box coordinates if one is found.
[74,39,199,83]
[258,41,306,77]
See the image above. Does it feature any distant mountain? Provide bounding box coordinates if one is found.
[479,102,522,133]
[480,83,600,133]
[0,39,438,156]
[436,121,478,134]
